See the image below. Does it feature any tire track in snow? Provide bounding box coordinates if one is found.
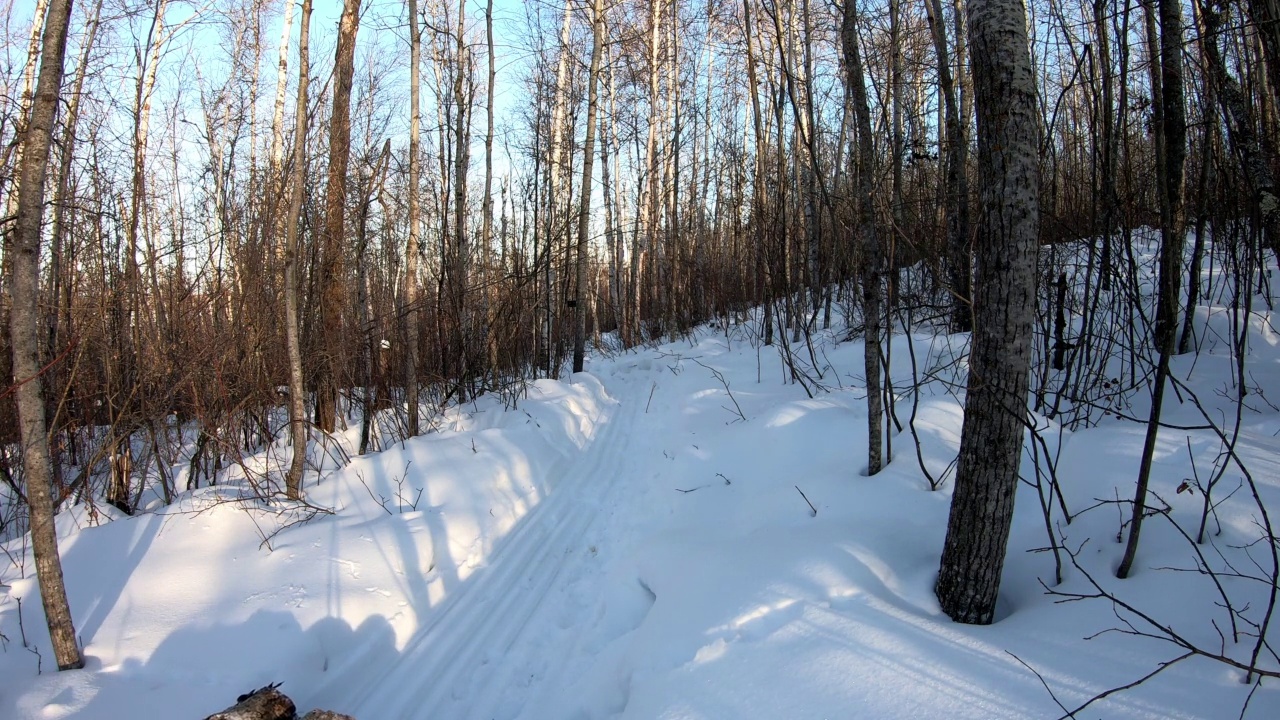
[341,375,642,719]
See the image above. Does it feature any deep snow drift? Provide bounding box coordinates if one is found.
[3,256,1280,718]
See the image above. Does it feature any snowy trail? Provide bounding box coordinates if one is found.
[7,314,1280,719]
[341,369,644,719]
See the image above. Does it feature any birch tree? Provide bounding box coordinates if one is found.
[405,0,423,436]
[573,0,604,373]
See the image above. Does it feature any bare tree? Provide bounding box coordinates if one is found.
[282,0,312,500]
[8,0,84,670]
[935,0,1041,624]
[1117,0,1187,579]
[573,0,604,373]
[405,0,423,436]
[315,0,364,433]
[840,0,884,476]
[923,0,971,332]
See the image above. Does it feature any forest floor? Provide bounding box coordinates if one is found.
[4,249,1280,718]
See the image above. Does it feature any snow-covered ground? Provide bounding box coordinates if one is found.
[4,259,1280,718]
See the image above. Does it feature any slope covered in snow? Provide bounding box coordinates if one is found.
[3,279,1280,718]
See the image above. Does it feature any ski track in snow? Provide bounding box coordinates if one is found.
[344,369,645,719]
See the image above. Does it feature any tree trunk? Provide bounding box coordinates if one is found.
[924,0,972,332]
[573,0,604,373]
[840,0,884,476]
[544,0,574,373]
[1245,0,1280,112]
[482,0,497,377]
[405,0,422,437]
[1094,0,1117,292]
[282,0,313,500]
[742,0,772,348]
[1200,2,1280,251]
[635,0,664,346]
[935,0,1041,624]
[315,0,364,433]
[268,0,298,265]
[451,0,472,400]
[0,0,50,225]
[1117,0,1187,579]
[46,0,102,439]
[8,0,84,671]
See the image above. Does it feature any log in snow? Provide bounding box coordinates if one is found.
[203,684,353,720]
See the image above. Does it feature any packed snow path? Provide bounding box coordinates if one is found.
[341,367,645,719]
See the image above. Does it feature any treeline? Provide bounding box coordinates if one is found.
[3,0,1280,663]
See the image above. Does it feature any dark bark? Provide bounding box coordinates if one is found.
[1244,0,1280,112]
[315,0,363,433]
[1117,0,1187,580]
[840,0,884,475]
[1201,2,1280,251]
[924,0,972,333]
[935,0,1041,624]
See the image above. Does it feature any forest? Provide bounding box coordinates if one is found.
[3,0,1280,717]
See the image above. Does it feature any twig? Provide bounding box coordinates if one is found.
[693,359,747,422]
[0,334,78,402]
[1051,652,1195,720]
[1239,677,1263,720]
[795,485,817,517]
[1006,651,1072,718]
[355,470,393,515]
[16,596,28,647]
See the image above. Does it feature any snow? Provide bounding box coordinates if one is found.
[4,248,1280,718]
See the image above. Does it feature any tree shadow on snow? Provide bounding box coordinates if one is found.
[62,610,398,719]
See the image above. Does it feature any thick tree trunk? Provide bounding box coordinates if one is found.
[935,0,1041,624]
[315,0,363,433]
[8,0,84,671]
